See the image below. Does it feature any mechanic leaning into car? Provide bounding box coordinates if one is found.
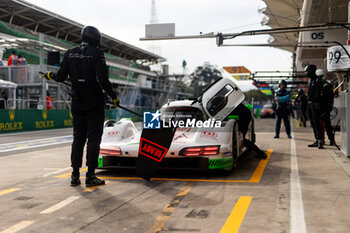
[274,79,292,139]
[305,65,334,149]
[43,26,119,187]
[229,103,267,159]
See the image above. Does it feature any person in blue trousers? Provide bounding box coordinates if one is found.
[274,79,292,139]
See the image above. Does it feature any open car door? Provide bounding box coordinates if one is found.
[201,78,245,120]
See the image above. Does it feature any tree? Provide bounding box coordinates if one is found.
[190,63,222,97]
[244,89,273,103]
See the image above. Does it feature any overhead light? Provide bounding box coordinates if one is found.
[267,36,275,44]
[258,7,267,14]
[261,16,269,26]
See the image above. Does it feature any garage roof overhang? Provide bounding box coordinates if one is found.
[261,0,303,52]
[0,0,164,63]
[262,0,349,61]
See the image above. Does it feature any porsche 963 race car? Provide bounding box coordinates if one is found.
[97,77,255,171]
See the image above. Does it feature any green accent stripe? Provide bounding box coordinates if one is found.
[227,115,239,120]
[127,142,140,145]
[98,157,103,168]
[208,157,233,169]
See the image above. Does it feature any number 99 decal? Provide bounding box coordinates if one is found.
[329,51,342,64]
[327,46,350,71]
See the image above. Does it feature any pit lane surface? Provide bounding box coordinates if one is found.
[1,119,350,233]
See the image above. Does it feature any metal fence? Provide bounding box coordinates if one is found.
[0,65,59,84]
[0,64,193,110]
[0,64,68,110]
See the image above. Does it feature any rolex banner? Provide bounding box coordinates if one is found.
[136,122,176,181]
[0,109,73,133]
[0,109,138,133]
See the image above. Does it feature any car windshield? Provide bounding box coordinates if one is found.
[161,107,205,121]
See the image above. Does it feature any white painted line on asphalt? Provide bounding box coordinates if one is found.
[0,135,72,145]
[290,133,307,233]
[0,135,72,153]
[43,167,71,177]
[0,220,34,233]
[0,141,71,153]
[40,196,80,214]
[0,128,72,137]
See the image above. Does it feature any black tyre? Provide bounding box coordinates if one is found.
[230,123,240,171]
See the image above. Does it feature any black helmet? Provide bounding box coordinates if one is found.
[81,26,101,47]
[279,79,287,86]
[304,64,317,74]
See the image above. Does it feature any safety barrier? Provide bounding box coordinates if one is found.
[0,108,144,134]
[0,109,72,133]
[0,98,72,110]
[6,98,19,109]
[53,100,71,109]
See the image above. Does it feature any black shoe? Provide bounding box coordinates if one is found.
[71,174,81,186]
[329,139,335,146]
[287,135,292,139]
[318,140,324,149]
[274,135,279,138]
[86,173,105,187]
[308,141,318,147]
[256,150,267,159]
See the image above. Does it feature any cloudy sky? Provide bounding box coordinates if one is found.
[26,0,292,90]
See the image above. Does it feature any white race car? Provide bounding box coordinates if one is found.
[97,77,255,171]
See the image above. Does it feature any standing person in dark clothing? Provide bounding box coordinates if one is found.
[317,69,335,146]
[43,26,119,187]
[295,88,308,127]
[229,103,267,159]
[0,91,8,109]
[306,65,324,149]
[274,79,292,139]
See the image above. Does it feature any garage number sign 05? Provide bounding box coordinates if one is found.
[310,32,324,40]
[303,31,324,43]
[327,45,350,71]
